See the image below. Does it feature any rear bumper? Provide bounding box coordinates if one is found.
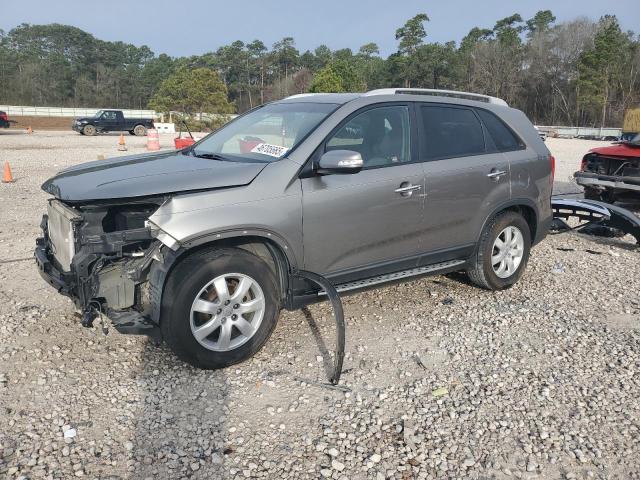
[535,213,553,246]
[575,171,640,193]
[0,120,9,128]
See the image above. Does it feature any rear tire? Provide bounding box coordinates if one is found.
[161,247,280,369]
[467,211,531,291]
[128,130,136,136]
[133,124,146,136]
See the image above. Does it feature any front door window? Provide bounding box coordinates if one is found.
[326,106,411,169]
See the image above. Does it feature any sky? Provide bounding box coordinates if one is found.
[1,0,639,58]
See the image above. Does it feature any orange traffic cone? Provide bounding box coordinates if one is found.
[118,134,127,151]
[26,126,33,134]
[2,162,15,183]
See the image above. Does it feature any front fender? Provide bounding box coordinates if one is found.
[148,159,304,267]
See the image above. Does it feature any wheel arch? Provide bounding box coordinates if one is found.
[148,232,294,325]
[478,199,539,245]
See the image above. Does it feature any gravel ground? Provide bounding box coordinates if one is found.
[0,131,639,480]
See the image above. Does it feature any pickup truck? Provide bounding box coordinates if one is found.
[72,110,154,136]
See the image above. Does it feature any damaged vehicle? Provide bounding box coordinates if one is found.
[36,88,553,369]
[575,133,640,202]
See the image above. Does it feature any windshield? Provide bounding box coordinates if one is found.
[94,110,104,118]
[191,102,337,162]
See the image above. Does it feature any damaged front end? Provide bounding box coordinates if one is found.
[574,144,640,198]
[34,197,173,339]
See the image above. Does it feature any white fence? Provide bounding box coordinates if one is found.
[536,125,622,138]
[0,105,156,119]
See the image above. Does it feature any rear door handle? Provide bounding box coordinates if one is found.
[395,183,422,197]
[487,169,507,180]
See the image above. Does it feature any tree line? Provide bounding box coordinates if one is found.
[0,11,638,127]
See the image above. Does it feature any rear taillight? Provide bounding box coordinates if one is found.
[0,112,7,121]
[550,155,555,183]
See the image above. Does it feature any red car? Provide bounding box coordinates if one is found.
[0,111,10,129]
[575,134,640,202]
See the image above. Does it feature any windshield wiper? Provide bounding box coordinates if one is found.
[183,149,272,164]
[189,151,229,161]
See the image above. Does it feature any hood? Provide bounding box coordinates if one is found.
[589,143,640,158]
[74,117,92,122]
[42,151,268,202]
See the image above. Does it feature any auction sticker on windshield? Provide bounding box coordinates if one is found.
[250,143,289,158]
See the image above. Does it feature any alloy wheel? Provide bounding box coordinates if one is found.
[491,226,524,279]
[189,273,265,352]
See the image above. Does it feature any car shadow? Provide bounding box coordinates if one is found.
[301,307,335,380]
[129,340,229,479]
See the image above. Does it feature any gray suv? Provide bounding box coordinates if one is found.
[35,88,554,369]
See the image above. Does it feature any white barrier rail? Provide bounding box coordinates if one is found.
[0,105,156,119]
[536,125,622,138]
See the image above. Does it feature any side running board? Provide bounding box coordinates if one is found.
[320,259,467,295]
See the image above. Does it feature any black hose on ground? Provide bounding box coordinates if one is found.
[296,270,345,385]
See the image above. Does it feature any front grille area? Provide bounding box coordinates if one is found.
[47,200,80,272]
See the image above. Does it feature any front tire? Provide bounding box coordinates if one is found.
[133,124,147,136]
[467,211,531,290]
[82,125,96,136]
[161,247,280,369]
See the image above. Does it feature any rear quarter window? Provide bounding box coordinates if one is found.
[420,105,486,160]
[476,109,524,152]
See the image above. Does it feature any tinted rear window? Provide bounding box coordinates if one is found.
[476,109,523,152]
[420,106,485,160]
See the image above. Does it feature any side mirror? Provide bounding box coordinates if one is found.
[317,150,363,175]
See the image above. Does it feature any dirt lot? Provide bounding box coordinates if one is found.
[5,116,75,131]
[0,132,639,480]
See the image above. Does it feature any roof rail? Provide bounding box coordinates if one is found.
[285,93,325,99]
[363,88,508,107]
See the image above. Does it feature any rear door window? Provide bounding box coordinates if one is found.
[476,109,523,152]
[419,105,485,160]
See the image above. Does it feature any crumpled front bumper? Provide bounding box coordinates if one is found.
[34,237,77,299]
[574,171,640,193]
[34,216,162,337]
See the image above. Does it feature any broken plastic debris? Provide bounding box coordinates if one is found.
[431,387,448,397]
[63,428,77,439]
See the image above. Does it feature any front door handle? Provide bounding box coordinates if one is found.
[395,183,422,197]
[487,169,507,180]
